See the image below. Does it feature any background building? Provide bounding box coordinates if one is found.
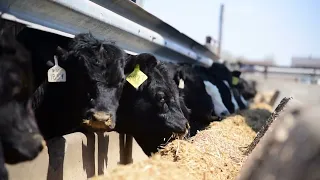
[291,56,320,68]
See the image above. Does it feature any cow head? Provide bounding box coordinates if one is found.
[203,80,230,117]
[208,62,233,85]
[0,29,44,164]
[238,78,257,101]
[54,33,126,131]
[173,64,218,123]
[195,65,236,114]
[116,53,189,156]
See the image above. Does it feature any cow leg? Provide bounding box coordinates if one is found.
[0,142,8,180]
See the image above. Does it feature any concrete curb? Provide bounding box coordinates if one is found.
[6,132,148,180]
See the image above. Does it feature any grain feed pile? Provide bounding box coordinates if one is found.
[92,112,271,180]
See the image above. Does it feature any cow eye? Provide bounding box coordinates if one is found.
[156,91,164,99]
[120,77,125,83]
[155,92,167,110]
[162,103,169,112]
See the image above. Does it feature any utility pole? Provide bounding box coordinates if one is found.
[217,4,224,57]
[131,0,144,7]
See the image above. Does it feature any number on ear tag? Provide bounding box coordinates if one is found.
[126,64,148,89]
[178,79,185,89]
[232,76,239,85]
[48,56,66,83]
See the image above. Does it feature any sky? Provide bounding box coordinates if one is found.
[142,0,320,66]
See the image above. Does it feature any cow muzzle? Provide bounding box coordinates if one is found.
[82,111,115,131]
[3,133,44,164]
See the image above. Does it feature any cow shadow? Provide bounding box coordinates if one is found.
[97,133,109,175]
[46,137,66,180]
[82,132,110,178]
[45,132,122,179]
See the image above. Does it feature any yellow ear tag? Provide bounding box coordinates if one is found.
[126,64,148,89]
[232,76,239,85]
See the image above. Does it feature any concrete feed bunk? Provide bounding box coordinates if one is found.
[5,132,148,180]
[5,102,274,180]
[92,105,274,180]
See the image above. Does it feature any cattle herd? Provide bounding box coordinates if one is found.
[0,24,257,180]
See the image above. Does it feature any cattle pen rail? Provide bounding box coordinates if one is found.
[0,0,218,66]
[0,0,219,179]
[234,63,320,77]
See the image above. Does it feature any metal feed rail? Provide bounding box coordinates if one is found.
[0,0,219,171]
[0,0,218,67]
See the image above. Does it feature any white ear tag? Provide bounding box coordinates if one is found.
[47,56,66,83]
[178,79,185,89]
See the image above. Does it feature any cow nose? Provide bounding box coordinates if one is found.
[33,134,45,151]
[211,109,216,117]
[86,109,112,122]
[83,109,115,131]
[220,110,230,117]
[92,111,111,122]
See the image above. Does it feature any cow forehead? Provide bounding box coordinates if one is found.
[149,68,178,93]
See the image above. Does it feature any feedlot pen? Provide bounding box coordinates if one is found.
[3,1,320,179]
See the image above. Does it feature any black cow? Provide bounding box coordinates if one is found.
[17,29,127,139]
[164,62,221,136]
[0,144,6,180]
[166,63,216,121]
[231,70,248,110]
[0,28,44,180]
[115,53,189,156]
[237,78,257,101]
[195,64,237,114]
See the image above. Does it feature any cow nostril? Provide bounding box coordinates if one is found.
[186,122,190,129]
[85,109,94,120]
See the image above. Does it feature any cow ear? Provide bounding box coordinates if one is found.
[124,54,137,74]
[174,69,186,85]
[55,46,69,63]
[135,53,159,72]
[232,70,242,78]
[125,53,159,75]
[56,46,67,57]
